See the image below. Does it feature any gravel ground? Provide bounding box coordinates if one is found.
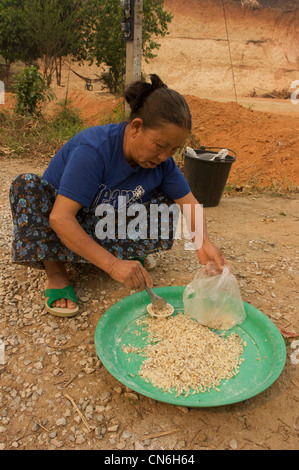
[0,159,298,451]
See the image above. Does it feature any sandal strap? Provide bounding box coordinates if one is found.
[44,285,78,308]
[132,256,145,267]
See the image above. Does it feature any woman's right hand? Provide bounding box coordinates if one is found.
[108,258,153,291]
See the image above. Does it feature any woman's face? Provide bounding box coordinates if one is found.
[125,119,190,169]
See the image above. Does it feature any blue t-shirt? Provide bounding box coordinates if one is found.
[43,122,190,208]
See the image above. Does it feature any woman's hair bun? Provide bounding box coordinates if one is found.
[149,74,167,92]
[124,73,191,131]
[124,74,167,114]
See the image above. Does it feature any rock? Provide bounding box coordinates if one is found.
[83,367,95,375]
[85,405,94,419]
[229,439,238,450]
[56,417,67,426]
[95,405,105,413]
[123,392,139,401]
[31,422,40,432]
[51,438,63,448]
[9,396,21,410]
[99,391,111,403]
[177,406,189,414]
[108,424,119,433]
[116,441,126,450]
[134,440,145,450]
[94,427,103,439]
[76,434,86,444]
[33,361,43,370]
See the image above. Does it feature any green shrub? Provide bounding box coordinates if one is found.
[12,65,55,116]
[49,104,84,140]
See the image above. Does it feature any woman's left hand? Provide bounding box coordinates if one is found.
[197,239,229,271]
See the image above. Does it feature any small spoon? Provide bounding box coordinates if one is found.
[145,287,174,317]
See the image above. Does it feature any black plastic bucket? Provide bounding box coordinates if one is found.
[183,146,236,207]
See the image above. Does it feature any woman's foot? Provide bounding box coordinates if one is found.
[43,261,77,310]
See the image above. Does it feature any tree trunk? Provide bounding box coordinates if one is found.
[43,55,55,88]
[55,57,62,86]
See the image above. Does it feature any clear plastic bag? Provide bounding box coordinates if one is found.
[183,262,246,330]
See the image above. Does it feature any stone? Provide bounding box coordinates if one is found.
[56,417,67,426]
[76,434,86,445]
[229,439,238,450]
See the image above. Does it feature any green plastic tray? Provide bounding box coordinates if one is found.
[94,286,286,407]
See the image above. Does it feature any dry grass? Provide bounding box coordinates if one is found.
[0,105,84,161]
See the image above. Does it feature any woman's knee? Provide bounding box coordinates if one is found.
[10,173,42,202]
[11,173,41,187]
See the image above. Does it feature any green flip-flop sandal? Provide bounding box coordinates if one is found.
[44,285,79,317]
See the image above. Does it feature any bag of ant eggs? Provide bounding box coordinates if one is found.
[183,262,246,330]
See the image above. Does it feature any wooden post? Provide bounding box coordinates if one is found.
[125,0,143,118]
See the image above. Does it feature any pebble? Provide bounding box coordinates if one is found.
[135,440,145,450]
[108,424,119,433]
[122,430,132,439]
[76,435,86,445]
[229,439,239,450]
[56,418,67,426]
[116,441,126,449]
[99,392,111,403]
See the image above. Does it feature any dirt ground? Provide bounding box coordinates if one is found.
[0,0,299,452]
[0,161,298,451]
